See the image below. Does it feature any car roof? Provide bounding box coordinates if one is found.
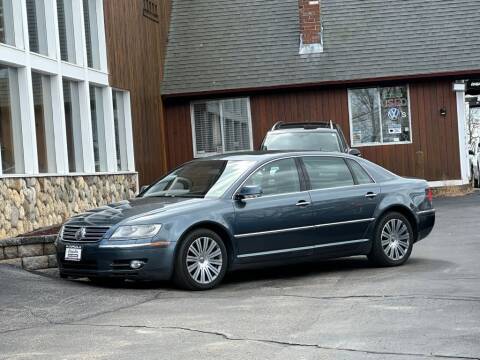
[267,128,338,134]
[198,151,356,162]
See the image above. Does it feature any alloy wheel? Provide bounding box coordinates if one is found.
[186,236,223,285]
[381,218,410,261]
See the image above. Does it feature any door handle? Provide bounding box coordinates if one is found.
[365,192,377,199]
[296,200,311,207]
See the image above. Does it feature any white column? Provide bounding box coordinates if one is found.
[123,92,135,171]
[51,75,70,173]
[102,87,117,172]
[78,81,95,172]
[455,83,469,183]
[16,67,39,174]
[44,0,58,58]
[71,0,85,66]
[11,0,24,48]
[96,0,108,71]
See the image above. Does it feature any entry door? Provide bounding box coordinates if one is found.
[233,158,317,260]
[300,156,380,246]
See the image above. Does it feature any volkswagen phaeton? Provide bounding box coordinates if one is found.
[56,152,435,290]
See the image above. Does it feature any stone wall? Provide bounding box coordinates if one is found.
[0,235,57,270]
[0,174,138,239]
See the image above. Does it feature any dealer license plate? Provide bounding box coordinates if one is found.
[65,245,82,261]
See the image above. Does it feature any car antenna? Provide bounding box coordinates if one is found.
[329,120,334,129]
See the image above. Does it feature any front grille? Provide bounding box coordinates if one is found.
[62,225,110,242]
[60,259,98,270]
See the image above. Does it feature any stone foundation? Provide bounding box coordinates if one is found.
[0,235,57,270]
[0,173,138,239]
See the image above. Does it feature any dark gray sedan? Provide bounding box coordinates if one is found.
[56,152,435,290]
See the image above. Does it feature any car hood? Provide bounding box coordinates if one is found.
[65,197,204,227]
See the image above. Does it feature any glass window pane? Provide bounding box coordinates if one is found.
[0,65,24,174]
[113,90,128,171]
[193,101,222,156]
[0,0,15,46]
[192,98,253,157]
[380,86,411,143]
[89,85,107,172]
[63,79,83,172]
[57,0,76,63]
[26,0,48,55]
[83,0,100,69]
[349,88,381,145]
[245,158,300,196]
[346,159,373,185]
[222,98,251,152]
[32,72,56,173]
[303,157,354,190]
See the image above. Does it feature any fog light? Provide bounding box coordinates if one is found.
[130,260,145,269]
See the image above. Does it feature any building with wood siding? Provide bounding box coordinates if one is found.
[161,0,480,187]
[0,0,170,239]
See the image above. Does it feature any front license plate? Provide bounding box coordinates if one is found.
[65,245,82,261]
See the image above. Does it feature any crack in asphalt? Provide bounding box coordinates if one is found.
[279,294,480,303]
[59,323,480,360]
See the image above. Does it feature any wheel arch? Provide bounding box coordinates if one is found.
[375,205,419,242]
[175,221,236,268]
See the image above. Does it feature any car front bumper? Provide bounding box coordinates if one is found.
[56,240,176,281]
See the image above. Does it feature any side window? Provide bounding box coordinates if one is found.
[302,157,354,190]
[245,158,301,196]
[346,159,374,185]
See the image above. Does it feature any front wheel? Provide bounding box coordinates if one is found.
[173,229,228,290]
[368,212,414,267]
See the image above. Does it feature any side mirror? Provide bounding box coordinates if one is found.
[138,185,150,196]
[235,185,263,200]
[348,148,362,157]
[469,149,475,156]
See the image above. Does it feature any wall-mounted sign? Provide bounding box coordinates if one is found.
[467,80,480,95]
[388,124,402,134]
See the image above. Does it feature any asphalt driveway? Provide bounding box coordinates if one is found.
[1,193,479,360]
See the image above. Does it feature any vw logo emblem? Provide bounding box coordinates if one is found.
[75,227,87,241]
[387,107,401,121]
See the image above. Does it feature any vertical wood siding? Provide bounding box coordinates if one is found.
[104,0,171,185]
[164,79,461,181]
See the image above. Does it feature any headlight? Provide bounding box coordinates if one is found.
[110,225,162,240]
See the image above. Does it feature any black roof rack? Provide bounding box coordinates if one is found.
[271,121,338,131]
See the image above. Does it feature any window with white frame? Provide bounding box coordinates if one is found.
[26,0,48,55]
[112,90,129,171]
[63,79,84,173]
[191,98,252,157]
[0,0,15,46]
[89,85,107,172]
[83,0,101,69]
[57,0,77,63]
[0,65,24,174]
[32,71,56,173]
[348,86,412,146]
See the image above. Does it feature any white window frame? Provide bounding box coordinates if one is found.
[347,85,413,147]
[190,97,254,158]
[0,0,135,177]
[112,89,134,171]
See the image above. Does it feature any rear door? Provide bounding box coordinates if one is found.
[300,156,380,247]
[233,157,317,261]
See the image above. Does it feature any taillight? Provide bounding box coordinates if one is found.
[426,188,433,203]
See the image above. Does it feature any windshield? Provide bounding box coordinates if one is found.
[262,132,342,152]
[142,160,255,198]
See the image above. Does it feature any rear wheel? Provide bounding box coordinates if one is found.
[173,229,227,290]
[368,212,413,266]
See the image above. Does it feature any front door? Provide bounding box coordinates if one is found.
[233,157,316,261]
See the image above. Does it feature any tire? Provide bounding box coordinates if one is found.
[368,212,414,267]
[475,166,479,188]
[173,229,228,290]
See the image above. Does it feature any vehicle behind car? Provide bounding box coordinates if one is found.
[261,121,361,156]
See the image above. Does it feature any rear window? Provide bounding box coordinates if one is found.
[262,132,342,152]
